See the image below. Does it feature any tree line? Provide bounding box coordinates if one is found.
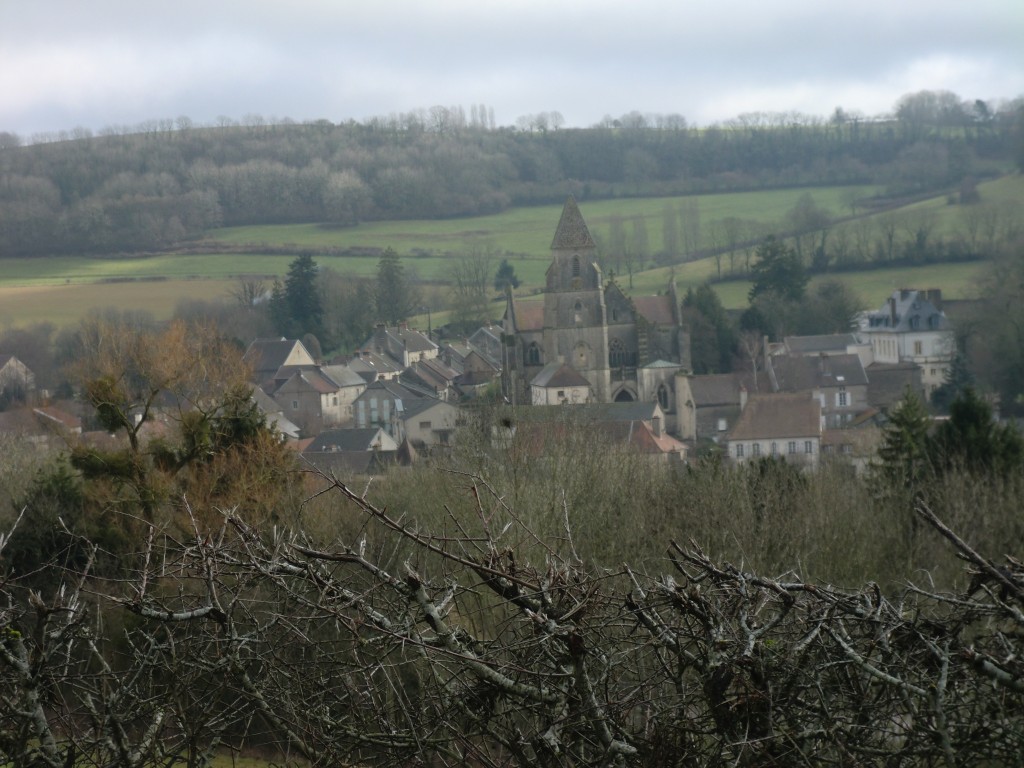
[0,90,1020,257]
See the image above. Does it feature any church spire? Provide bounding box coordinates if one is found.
[550,195,596,251]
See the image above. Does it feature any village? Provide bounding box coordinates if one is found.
[0,198,957,476]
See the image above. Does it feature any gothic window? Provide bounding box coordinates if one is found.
[574,300,583,324]
[572,255,581,277]
[527,342,541,366]
[657,383,670,411]
[609,338,626,368]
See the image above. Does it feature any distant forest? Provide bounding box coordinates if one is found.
[0,90,1021,257]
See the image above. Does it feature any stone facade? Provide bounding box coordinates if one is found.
[504,197,690,413]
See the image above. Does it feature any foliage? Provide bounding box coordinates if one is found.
[931,350,975,412]
[747,235,807,302]
[493,258,521,293]
[268,253,325,344]
[930,387,1024,476]
[681,284,736,373]
[375,248,418,325]
[876,387,933,490]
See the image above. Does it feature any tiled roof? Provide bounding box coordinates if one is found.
[728,393,821,441]
[550,195,596,250]
[305,428,394,453]
[632,295,676,326]
[771,353,868,391]
[510,298,544,331]
[531,362,591,389]
[783,334,858,355]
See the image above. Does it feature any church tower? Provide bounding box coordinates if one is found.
[542,196,611,401]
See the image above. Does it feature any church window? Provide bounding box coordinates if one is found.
[609,338,626,367]
[657,383,670,411]
[527,342,541,366]
[572,255,581,277]
[574,300,583,324]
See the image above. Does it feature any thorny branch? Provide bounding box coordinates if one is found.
[2,475,1024,766]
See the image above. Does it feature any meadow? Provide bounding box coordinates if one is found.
[0,178,1015,327]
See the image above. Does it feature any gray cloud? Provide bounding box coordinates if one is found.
[2,0,1021,137]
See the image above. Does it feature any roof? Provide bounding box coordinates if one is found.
[632,295,676,326]
[783,334,858,355]
[509,298,544,332]
[400,396,453,420]
[858,289,950,333]
[243,338,311,377]
[305,428,396,453]
[302,450,396,477]
[320,365,369,389]
[551,195,596,250]
[728,393,821,441]
[865,361,924,410]
[516,401,661,423]
[771,353,868,391]
[531,362,591,389]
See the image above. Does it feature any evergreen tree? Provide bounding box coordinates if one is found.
[748,236,807,302]
[930,387,1023,475]
[375,248,414,324]
[876,387,932,488]
[281,253,325,342]
[931,351,975,413]
[493,259,521,293]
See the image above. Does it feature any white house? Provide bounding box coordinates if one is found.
[726,392,822,468]
[856,289,954,399]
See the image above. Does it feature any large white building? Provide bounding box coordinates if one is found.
[856,289,954,399]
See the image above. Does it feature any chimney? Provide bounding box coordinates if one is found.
[739,384,748,410]
[652,415,663,438]
[888,296,897,326]
[926,288,943,310]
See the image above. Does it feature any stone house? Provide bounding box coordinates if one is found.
[530,362,592,405]
[242,338,316,391]
[725,392,822,468]
[768,353,869,429]
[856,289,954,398]
[271,365,367,437]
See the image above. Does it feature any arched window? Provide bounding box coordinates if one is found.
[572,255,581,277]
[609,338,626,368]
[657,383,670,411]
[527,342,541,366]
[574,300,583,324]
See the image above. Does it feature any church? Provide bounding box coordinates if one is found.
[502,196,690,416]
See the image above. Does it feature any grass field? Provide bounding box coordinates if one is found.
[0,179,1015,328]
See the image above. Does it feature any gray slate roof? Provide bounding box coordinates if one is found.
[531,362,591,389]
[783,334,858,355]
[728,393,821,441]
[771,353,868,391]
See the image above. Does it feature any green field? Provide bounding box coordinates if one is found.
[0,179,1017,328]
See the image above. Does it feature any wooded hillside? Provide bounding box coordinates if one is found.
[1,92,1020,257]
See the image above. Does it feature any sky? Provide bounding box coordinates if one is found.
[2,0,1022,138]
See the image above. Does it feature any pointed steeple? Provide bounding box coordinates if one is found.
[551,195,596,251]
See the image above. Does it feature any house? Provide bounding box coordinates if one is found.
[768,353,869,429]
[402,356,460,401]
[242,338,316,390]
[531,362,592,405]
[674,370,769,444]
[271,365,366,436]
[864,361,925,412]
[399,397,460,450]
[363,323,438,368]
[251,387,302,440]
[453,350,500,400]
[503,196,690,406]
[301,427,400,476]
[725,392,822,468]
[345,349,403,383]
[856,289,954,398]
[0,354,35,405]
[352,379,434,442]
[503,401,686,463]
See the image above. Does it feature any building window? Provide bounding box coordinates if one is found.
[788,441,796,454]
[837,390,848,407]
[332,396,338,406]
[736,444,744,458]
[804,441,813,454]
[572,255,581,277]
[574,300,583,324]
[771,442,778,456]
[914,340,923,355]
[527,342,541,366]
[752,443,761,457]
[717,418,727,432]
[419,421,431,430]
[291,400,298,410]
[657,383,670,411]
[609,338,626,367]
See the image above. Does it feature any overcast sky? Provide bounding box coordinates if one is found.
[2,0,1022,138]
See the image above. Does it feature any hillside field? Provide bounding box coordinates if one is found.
[0,178,1017,328]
